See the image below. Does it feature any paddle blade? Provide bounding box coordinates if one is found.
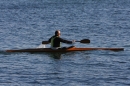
[80,39,90,43]
[42,41,50,44]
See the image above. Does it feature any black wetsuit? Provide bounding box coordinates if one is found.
[49,36,72,47]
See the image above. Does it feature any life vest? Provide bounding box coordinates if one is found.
[51,36,61,47]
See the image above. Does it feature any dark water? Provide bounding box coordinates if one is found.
[0,0,130,86]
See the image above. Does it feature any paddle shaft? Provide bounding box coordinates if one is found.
[42,39,90,44]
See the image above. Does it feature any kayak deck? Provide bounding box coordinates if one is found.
[6,47,124,52]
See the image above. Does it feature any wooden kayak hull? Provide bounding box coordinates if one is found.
[6,47,124,52]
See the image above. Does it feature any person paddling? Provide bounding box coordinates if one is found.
[48,30,75,49]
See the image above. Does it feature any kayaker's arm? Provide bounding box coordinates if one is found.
[41,37,52,44]
[42,41,50,44]
[48,37,51,43]
[60,38,74,44]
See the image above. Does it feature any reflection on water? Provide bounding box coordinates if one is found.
[49,53,62,59]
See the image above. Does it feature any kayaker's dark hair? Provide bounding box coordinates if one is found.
[55,30,60,36]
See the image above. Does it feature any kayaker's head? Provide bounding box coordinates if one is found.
[55,30,61,37]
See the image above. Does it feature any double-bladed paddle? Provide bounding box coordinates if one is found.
[75,39,90,43]
[42,39,90,44]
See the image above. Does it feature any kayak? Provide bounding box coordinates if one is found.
[6,47,124,53]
